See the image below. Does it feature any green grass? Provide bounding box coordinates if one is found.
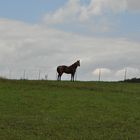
[0,80,140,140]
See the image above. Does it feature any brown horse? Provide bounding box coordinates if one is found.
[57,60,80,81]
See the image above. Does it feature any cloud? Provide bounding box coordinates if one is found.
[43,0,115,33]
[0,18,140,81]
[127,0,140,12]
[92,68,112,76]
[42,0,140,35]
[1,0,140,81]
[43,0,81,24]
[116,67,140,80]
[43,0,140,24]
[92,68,112,81]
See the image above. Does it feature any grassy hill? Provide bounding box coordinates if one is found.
[0,80,140,140]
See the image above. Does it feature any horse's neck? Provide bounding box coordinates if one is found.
[69,63,77,69]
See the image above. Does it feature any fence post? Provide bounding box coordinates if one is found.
[9,70,12,79]
[98,69,101,82]
[45,74,48,80]
[38,70,41,80]
[124,68,127,81]
[23,70,26,80]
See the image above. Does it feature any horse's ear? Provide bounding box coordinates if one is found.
[77,60,80,66]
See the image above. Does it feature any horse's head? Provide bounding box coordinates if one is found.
[77,60,80,67]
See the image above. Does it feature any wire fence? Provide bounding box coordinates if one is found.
[0,69,49,80]
[0,68,140,81]
[95,68,140,82]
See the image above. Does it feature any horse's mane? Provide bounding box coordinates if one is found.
[69,62,78,69]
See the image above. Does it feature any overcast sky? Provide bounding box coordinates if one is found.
[0,0,140,81]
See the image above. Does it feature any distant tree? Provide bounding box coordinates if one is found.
[124,77,140,83]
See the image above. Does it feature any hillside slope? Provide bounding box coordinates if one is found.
[0,80,140,140]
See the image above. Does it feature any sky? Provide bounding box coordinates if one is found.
[0,0,140,81]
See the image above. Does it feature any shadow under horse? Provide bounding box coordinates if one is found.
[57,60,80,81]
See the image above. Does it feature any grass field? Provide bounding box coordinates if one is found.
[0,80,140,140]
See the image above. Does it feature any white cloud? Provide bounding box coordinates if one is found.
[42,0,140,35]
[43,0,140,24]
[41,2,132,37]
[127,0,140,12]
[92,68,113,81]
[0,18,140,81]
[44,0,81,24]
[116,67,140,80]
[92,68,112,76]
[0,1,140,81]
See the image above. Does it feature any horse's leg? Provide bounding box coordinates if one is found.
[57,74,59,81]
[73,74,75,82]
[57,74,61,81]
[71,74,74,82]
[60,73,63,81]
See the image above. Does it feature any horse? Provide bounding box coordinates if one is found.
[57,60,80,81]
